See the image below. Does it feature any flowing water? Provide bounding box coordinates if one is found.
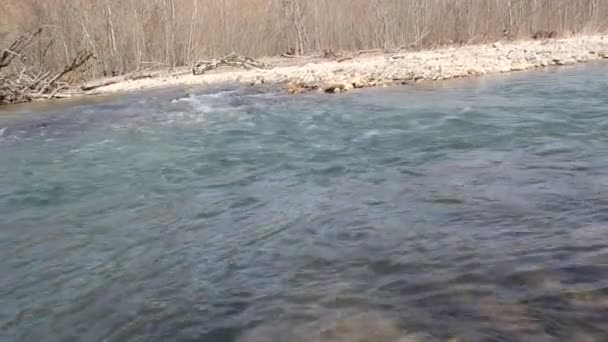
[1,64,608,342]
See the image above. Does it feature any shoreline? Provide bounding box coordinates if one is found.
[85,35,608,96]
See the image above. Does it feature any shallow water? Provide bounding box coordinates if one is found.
[2,64,608,341]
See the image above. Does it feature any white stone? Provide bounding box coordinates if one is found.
[510,63,528,71]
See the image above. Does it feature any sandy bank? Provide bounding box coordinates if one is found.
[86,35,608,95]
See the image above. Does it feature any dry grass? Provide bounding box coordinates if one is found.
[1,0,607,79]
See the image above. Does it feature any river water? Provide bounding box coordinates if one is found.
[1,64,608,341]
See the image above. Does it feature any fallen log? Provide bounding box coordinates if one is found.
[337,48,383,63]
[80,72,154,91]
[192,53,270,75]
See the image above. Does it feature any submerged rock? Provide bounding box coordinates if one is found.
[238,311,431,342]
[324,83,346,93]
[467,68,486,76]
[553,58,575,66]
[250,76,265,86]
[286,81,317,94]
[510,63,529,72]
[286,82,301,94]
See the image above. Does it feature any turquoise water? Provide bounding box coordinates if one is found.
[1,64,608,341]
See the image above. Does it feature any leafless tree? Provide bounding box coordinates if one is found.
[0,0,606,81]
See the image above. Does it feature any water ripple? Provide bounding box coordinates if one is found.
[2,64,608,341]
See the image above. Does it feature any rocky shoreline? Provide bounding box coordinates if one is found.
[89,35,608,95]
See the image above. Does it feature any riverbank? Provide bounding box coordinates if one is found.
[85,34,608,96]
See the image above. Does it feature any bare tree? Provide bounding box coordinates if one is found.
[0,0,606,81]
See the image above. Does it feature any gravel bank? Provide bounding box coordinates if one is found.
[89,35,608,95]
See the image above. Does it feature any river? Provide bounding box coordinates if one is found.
[1,63,608,341]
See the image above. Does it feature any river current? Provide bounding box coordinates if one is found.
[1,64,608,341]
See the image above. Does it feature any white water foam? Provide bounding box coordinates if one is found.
[458,106,472,114]
[68,139,114,154]
[170,94,216,113]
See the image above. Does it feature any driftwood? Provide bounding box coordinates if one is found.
[80,72,155,91]
[38,50,93,96]
[334,39,431,62]
[336,49,383,62]
[81,53,270,91]
[81,66,195,91]
[322,49,339,59]
[192,53,270,75]
[280,48,297,58]
[532,30,557,40]
[0,28,94,104]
